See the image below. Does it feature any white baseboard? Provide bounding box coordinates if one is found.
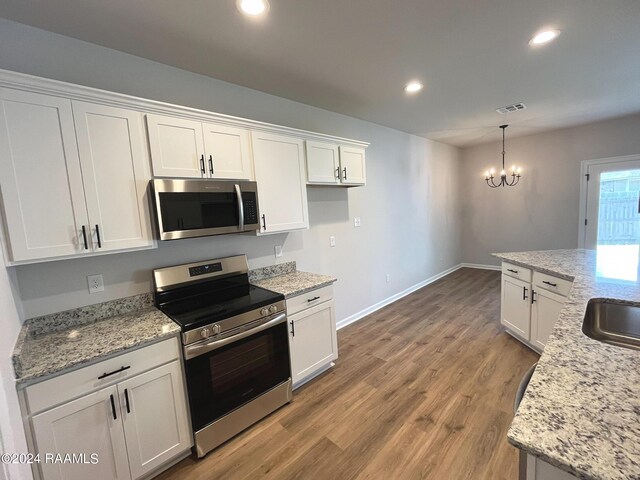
[459,262,501,271]
[336,262,502,331]
[336,263,463,331]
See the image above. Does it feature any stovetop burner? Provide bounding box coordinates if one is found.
[152,255,284,335]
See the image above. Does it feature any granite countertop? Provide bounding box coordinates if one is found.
[13,293,180,386]
[494,249,640,480]
[249,261,337,298]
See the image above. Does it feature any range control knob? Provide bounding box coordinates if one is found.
[260,307,269,316]
[200,327,211,339]
[269,304,278,314]
[212,324,221,335]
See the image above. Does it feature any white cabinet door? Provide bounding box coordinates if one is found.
[288,300,338,385]
[0,89,89,261]
[501,275,531,341]
[146,114,205,178]
[339,146,366,185]
[202,123,252,180]
[119,361,191,480]
[531,288,565,351]
[73,102,154,252]
[306,141,340,184]
[31,385,131,480]
[251,132,309,233]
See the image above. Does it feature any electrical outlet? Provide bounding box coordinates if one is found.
[274,245,283,258]
[330,236,336,247]
[386,274,391,283]
[354,217,362,227]
[87,274,104,294]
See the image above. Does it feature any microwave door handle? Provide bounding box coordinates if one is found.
[234,183,244,231]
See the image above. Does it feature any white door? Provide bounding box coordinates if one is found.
[500,275,531,341]
[31,385,131,480]
[306,141,340,184]
[119,361,191,480]
[202,123,252,180]
[339,146,366,185]
[0,89,89,261]
[584,158,640,282]
[72,102,154,252]
[251,132,309,233]
[288,300,338,385]
[146,114,205,178]
[530,288,564,351]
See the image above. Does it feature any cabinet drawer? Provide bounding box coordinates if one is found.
[533,271,572,297]
[501,262,532,283]
[26,337,180,414]
[286,285,334,316]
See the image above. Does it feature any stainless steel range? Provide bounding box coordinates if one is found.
[153,255,292,458]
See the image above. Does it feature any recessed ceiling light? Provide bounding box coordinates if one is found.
[529,29,561,46]
[404,81,424,94]
[237,0,269,16]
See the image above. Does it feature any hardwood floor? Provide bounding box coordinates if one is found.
[156,268,539,480]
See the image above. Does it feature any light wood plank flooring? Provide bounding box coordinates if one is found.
[157,268,539,480]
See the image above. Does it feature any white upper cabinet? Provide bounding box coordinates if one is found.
[147,114,252,180]
[0,89,89,261]
[146,114,206,178]
[0,89,154,263]
[252,131,309,234]
[72,102,153,252]
[306,142,367,186]
[202,122,252,179]
[306,141,340,185]
[339,146,366,185]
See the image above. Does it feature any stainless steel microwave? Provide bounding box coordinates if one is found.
[151,179,260,240]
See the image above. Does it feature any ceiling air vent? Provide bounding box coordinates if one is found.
[496,103,527,114]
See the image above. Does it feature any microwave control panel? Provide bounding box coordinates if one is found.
[243,196,258,225]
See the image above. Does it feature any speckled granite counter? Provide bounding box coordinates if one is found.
[250,261,337,298]
[13,293,180,386]
[494,249,640,480]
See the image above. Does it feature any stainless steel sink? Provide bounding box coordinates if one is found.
[582,300,640,351]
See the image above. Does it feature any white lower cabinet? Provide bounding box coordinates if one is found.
[530,288,565,351]
[32,385,131,480]
[526,454,576,480]
[286,287,338,387]
[25,339,191,480]
[500,264,572,352]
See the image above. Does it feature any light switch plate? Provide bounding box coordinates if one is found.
[275,245,283,258]
[330,236,336,247]
[87,274,104,294]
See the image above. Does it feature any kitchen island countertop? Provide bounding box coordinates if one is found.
[495,249,640,480]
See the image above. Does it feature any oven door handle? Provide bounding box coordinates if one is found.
[184,313,287,360]
[234,183,244,231]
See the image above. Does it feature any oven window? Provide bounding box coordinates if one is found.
[159,192,239,232]
[185,321,290,432]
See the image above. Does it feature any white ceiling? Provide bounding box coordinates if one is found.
[1,0,639,146]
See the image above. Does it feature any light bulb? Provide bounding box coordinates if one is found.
[500,169,506,177]
[237,0,269,16]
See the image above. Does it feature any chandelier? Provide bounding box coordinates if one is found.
[485,125,521,188]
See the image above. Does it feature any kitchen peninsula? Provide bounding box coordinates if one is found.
[495,249,640,480]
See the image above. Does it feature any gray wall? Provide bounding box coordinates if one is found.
[0,17,463,323]
[460,113,640,266]
[0,19,463,480]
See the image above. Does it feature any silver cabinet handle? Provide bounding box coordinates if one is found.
[234,184,244,231]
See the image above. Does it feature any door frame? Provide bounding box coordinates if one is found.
[578,154,640,248]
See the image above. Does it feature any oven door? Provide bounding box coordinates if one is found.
[152,178,260,240]
[183,313,291,433]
